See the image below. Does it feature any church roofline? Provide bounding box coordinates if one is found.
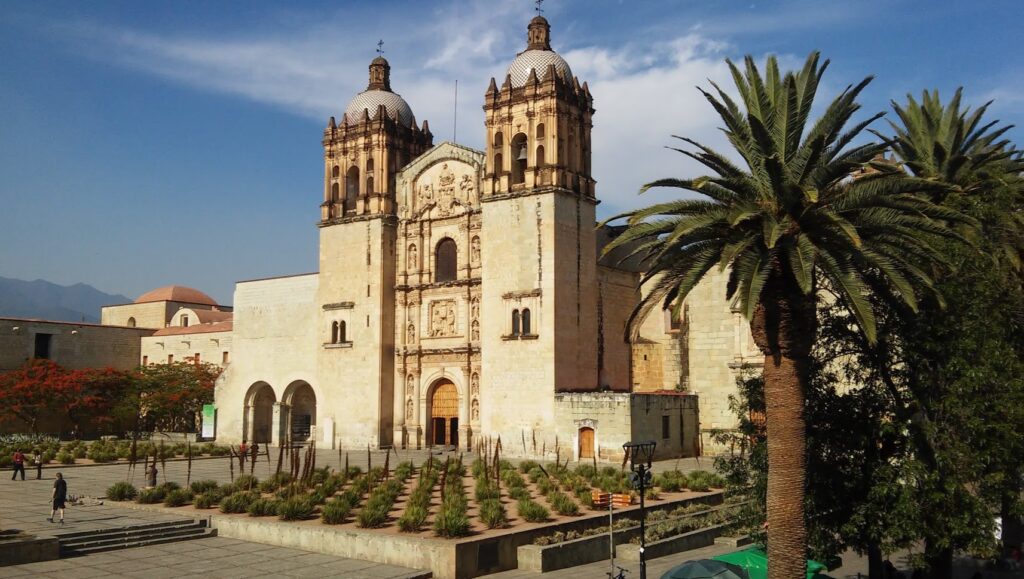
[236,272,318,285]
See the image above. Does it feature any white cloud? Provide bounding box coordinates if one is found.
[43,5,779,219]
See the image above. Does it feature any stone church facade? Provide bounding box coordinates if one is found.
[202,15,761,460]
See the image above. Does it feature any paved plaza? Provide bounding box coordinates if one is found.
[8,448,1008,579]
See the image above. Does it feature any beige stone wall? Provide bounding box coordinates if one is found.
[632,279,687,392]
[679,268,762,453]
[100,302,168,329]
[597,266,637,391]
[317,216,396,449]
[140,331,232,367]
[629,393,700,460]
[0,318,154,371]
[214,274,319,447]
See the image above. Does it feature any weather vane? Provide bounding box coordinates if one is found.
[376,39,384,56]
[535,0,544,14]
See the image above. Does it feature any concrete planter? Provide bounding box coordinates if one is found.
[0,534,59,566]
[616,523,729,562]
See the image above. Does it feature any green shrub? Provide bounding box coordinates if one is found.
[321,497,353,524]
[73,446,87,459]
[209,445,231,456]
[527,467,545,483]
[356,500,390,528]
[509,487,532,501]
[655,471,685,492]
[687,470,725,491]
[247,498,279,517]
[320,474,345,497]
[277,496,314,521]
[397,504,427,532]
[234,474,258,492]
[433,504,470,537]
[220,491,258,514]
[56,451,74,464]
[136,488,166,504]
[479,498,507,529]
[574,464,597,479]
[549,491,579,516]
[194,492,219,509]
[164,489,193,507]
[518,460,540,474]
[536,476,553,496]
[106,482,137,501]
[158,481,181,493]
[475,479,500,502]
[190,479,219,494]
[518,498,550,523]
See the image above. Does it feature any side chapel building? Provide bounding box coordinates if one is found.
[93,14,763,460]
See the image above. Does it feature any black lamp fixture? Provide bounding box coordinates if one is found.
[623,440,657,579]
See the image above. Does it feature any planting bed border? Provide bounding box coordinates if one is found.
[0,534,59,566]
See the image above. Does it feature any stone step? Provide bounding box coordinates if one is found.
[64,529,217,556]
[58,519,214,556]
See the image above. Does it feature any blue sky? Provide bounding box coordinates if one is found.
[1,0,1021,305]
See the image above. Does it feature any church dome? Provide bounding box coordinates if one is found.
[343,55,417,128]
[135,285,217,306]
[506,50,573,88]
[344,90,416,128]
[504,15,573,88]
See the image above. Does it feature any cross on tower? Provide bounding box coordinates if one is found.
[376,39,384,56]
[535,0,544,14]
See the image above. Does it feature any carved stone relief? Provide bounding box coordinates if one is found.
[429,300,457,337]
[408,244,418,270]
[406,374,415,397]
[471,320,480,341]
[471,373,480,397]
[470,236,481,264]
[406,399,414,421]
[471,398,480,422]
[471,298,480,321]
[407,323,416,344]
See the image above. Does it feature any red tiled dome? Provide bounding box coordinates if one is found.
[135,285,217,306]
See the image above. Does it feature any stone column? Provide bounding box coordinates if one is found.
[272,403,288,447]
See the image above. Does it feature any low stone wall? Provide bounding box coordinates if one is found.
[0,534,59,566]
[616,523,729,561]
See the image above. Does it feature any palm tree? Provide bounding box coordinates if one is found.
[603,53,969,578]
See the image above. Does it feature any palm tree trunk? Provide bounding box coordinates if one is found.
[763,348,808,579]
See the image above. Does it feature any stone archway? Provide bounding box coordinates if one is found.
[284,381,316,442]
[428,380,459,447]
[244,382,276,444]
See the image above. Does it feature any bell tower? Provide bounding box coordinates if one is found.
[317,56,431,449]
[479,14,600,445]
[482,16,595,199]
[321,56,432,222]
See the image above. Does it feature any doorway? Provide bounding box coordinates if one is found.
[579,427,595,459]
[430,380,459,447]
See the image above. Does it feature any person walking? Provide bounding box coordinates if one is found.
[48,472,67,525]
[11,449,25,480]
[33,450,43,480]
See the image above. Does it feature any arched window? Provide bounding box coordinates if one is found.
[127,317,136,328]
[339,321,347,343]
[181,315,189,327]
[435,238,458,282]
[493,153,503,176]
[366,176,374,193]
[331,321,339,344]
[536,123,545,140]
[331,182,339,201]
[512,309,521,336]
[365,159,374,193]
[345,166,360,211]
[493,131,504,148]
[511,133,528,185]
[332,165,340,178]
[366,158,374,173]
[536,145,545,167]
[522,308,531,335]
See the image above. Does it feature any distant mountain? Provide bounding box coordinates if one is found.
[0,276,131,323]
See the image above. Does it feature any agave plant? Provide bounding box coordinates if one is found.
[603,52,971,578]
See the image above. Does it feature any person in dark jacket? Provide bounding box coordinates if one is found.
[11,449,25,480]
[48,472,67,525]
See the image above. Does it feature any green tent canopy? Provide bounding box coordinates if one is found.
[712,547,828,579]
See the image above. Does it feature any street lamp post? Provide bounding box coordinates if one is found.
[623,440,656,579]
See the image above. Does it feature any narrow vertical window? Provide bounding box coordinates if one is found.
[222,351,229,364]
[127,317,136,328]
[662,415,670,439]
[521,308,531,335]
[182,315,189,327]
[168,354,174,364]
[331,321,339,344]
[339,321,347,343]
[142,355,148,366]
[194,353,201,365]
[511,309,521,336]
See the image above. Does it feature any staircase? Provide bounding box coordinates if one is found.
[57,519,216,557]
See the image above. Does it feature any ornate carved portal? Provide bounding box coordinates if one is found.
[430,380,459,447]
[429,300,457,337]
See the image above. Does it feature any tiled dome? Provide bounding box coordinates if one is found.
[344,90,416,128]
[506,49,573,88]
[135,285,217,306]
